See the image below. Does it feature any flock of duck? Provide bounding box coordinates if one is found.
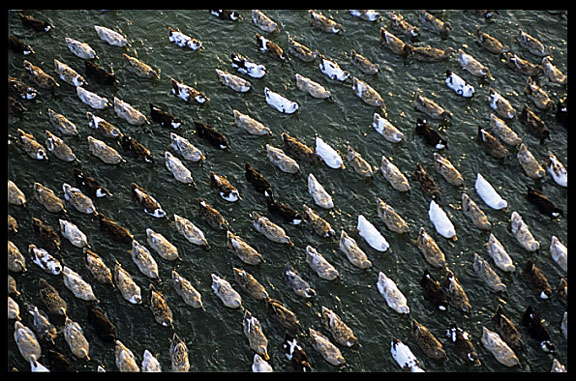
[8,9,567,372]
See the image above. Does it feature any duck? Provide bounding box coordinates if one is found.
[379,28,410,57]
[411,319,448,362]
[295,73,331,99]
[245,163,273,198]
[15,129,48,160]
[252,354,273,372]
[85,60,117,85]
[475,30,509,54]
[446,324,481,366]
[305,245,339,281]
[302,204,335,237]
[37,278,67,322]
[123,53,160,80]
[243,310,270,360]
[142,349,162,372]
[215,68,251,92]
[308,173,334,209]
[13,321,42,363]
[542,56,567,85]
[54,59,86,87]
[525,77,554,110]
[442,269,472,314]
[282,133,318,163]
[420,269,448,311]
[65,37,97,59]
[170,132,204,162]
[457,49,493,79]
[255,33,285,60]
[473,253,507,292]
[227,231,263,265]
[77,86,109,109]
[549,236,567,273]
[546,151,567,187]
[251,211,293,246]
[376,271,409,313]
[523,260,553,299]
[492,305,524,352]
[195,121,229,149]
[47,109,78,136]
[520,104,550,143]
[23,60,59,89]
[59,219,89,248]
[18,13,53,32]
[309,328,345,367]
[372,113,404,143]
[376,197,410,234]
[413,162,441,200]
[387,11,419,37]
[148,283,173,327]
[504,52,543,76]
[8,240,26,274]
[233,110,271,136]
[352,76,385,109]
[486,233,515,272]
[8,215,18,234]
[285,263,316,299]
[8,180,26,207]
[510,211,539,252]
[433,153,463,186]
[321,306,358,348]
[171,78,209,104]
[264,87,298,113]
[199,199,229,231]
[164,151,194,185]
[94,25,127,47]
[209,171,239,202]
[350,49,379,75]
[282,334,312,371]
[62,266,98,302]
[210,9,242,21]
[32,217,61,252]
[131,182,166,218]
[522,305,555,352]
[29,244,62,275]
[251,9,279,33]
[87,305,116,343]
[477,127,509,160]
[150,104,181,129]
[8,35,34,55]
[114,340,139,371]
[517,144,545,179]
[518,29,549,56]
[319,54,350,81]
[44,130,77,162]
[98,213,132,243]
[73,168,111,198]
[33,182,66,213]
[86,111,123,139]
[8,296,19,321]
[265,144,300,174]
[113,262,142,304]
[489,114,522,146]
[168,26,202,50]
[357,214,389,252]
[84,248,114,287]
[428,200,456,240]
[408,44,454,62]
[481,327,520,367]
[415,227,446,269]
[339,230,372,269]
[172,270,203,308]
[288,36,318,62]
[230,53,266,79]
[233,267,269,302]
[113,97,149,126]
[309,10,344,34]
[390,338,424,372]
[28,305,57,344]
[488,88,516,119]
[475,173,507,210]
[266,198,302,225]
[211,273,242,309]
[347,147,373,177]
[445,70,475,98]
[419,10,452,34]
[415,118,447,149]
[380,156,411,192]
[173,213,210,249]
[62,183,97,215]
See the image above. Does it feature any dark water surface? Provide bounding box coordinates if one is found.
[7,9,567,372]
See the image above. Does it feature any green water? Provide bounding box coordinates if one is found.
[7,9,567,372]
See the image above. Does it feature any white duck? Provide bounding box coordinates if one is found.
[550,235,567,273]
[445,69,475,97]
[547,151,567,187]
[308,173,334,209]
[475,173,507,210]
[357,214,389,252]
[319,55,350,81]
[376,272,409,314]
[428,200,456,240]
[264,87,299,114]
[315,136,343,169]
[391,338,425,372]
[372,113,404,143]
